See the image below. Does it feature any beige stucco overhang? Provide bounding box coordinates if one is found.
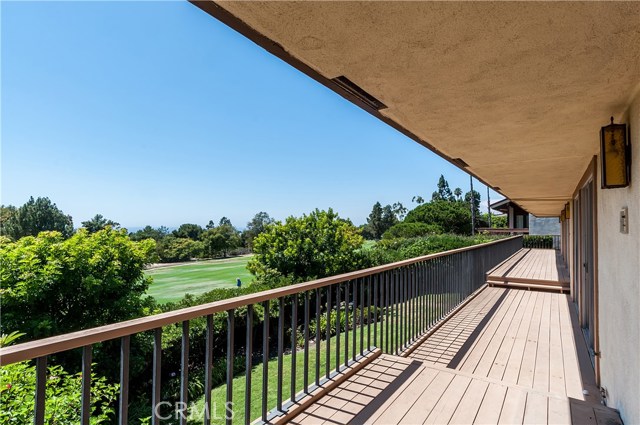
[192,1,640,217]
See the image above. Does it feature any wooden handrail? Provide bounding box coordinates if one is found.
[0,236,521,365]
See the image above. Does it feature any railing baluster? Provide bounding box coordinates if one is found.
[373,274,378,349]
[303,291,310,392]
[360,277,365,357]
[325,287,331,379]
[352,280,357,362]
[34,356,47,425]
[152,328,162,425]
[245,305,253,425]
[205,315,213,425]
[226,309,235,425]
[119,335,130,425]
[368,275,373,351]
[394,270,399,355]
[344,281,350,366]
[336,283,341,372]
[180,322,189,425]
[261,301,269,422]
[315,288,321,386]
[291,294,298,402]
[81,345,92,425]
[385,271,390,354]
[405,267,409,348]
[277,298,284,411]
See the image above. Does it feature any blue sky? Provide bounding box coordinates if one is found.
[2,1,500,229]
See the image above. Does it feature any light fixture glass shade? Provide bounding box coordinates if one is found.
[565,203,570,219]
[601,120,629,188]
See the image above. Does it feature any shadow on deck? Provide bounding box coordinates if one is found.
[286,287,622,425]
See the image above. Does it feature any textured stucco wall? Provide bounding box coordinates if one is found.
[529,215,561,235]
[597,89,640,424]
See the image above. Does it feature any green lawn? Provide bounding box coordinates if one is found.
[145,256,253,303]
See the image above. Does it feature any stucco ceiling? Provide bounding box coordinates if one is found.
[196,1,640,216]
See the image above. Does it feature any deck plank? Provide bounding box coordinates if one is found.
[423,374,472,424]
[533,292,552,393]
[488,290,532,381]
[502,290,539,385]
[474,382,508,424]
[290,287,622,425]
[549,294,566,396]
[458,290,522,373]
[448,379,490,424]
[498,387,527,425]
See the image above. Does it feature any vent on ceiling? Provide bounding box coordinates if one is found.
[332,76,387,111]
[451,158,470,168]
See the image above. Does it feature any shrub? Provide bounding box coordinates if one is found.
[248,209,365,282]
[382,222,443,239]
[0,228,156,340]
[404,200,472,235]
[523,235,554,249]
[0,332,119,424]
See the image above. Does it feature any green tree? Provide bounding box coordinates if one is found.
[454,188,463,201]
[202,223,241,258]
[243,212,275,249]
[158,236,203,262]
[129,225,169,242]
[81,214,120,233]
[206,220,216,230]
[172,223,204,240]
[218,217,232,227]
[392,202,407,221]
[1,197,73,240]
[465,189,482,228]
[0,205,17,235]
[404,200,473,235]
[381,205,399,231]
[0,228,156,340]
[432,175,454,202]
[411,196,425,204]
[365,202,384,239]
[248,209,365,281]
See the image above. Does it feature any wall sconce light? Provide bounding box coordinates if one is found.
[560,210,566,222]
[601,117,631,188]
[565,203,570,219]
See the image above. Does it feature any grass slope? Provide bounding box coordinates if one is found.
[145,256,253,303]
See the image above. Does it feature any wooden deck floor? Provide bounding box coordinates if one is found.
[487,249,570,291]
[288,287,622,425]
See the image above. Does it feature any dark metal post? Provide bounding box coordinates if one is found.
[226,310,235,425]
[261,301,269,422]
[81,345,92,425]
[291,294,298,402]
[205,315,214,425]
[180,322,189,425]
[152,328,162,425]
[119,336,130,425]
[245,306,253,425]
[277,299,284,411]
[34,356,47,425]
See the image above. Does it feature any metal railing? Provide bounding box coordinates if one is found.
[522,235,561,250]
[1,236,522,425]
